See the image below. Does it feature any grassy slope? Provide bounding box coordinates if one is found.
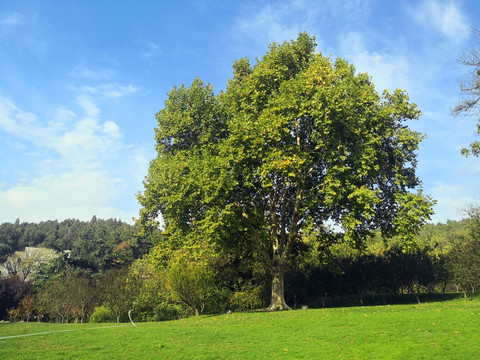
[1,296,479,359]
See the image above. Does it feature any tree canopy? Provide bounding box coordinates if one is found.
[138,32,434,310]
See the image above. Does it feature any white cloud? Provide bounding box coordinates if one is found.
[0,94,120,165]
[103,121,121,138]
[234,1,314,50]
[101,84,139,99]
[0,12,46,58]
[77,95,100,118]
[339,32,411,92]
[428,182,478,222]
[0,89,145,223]
[70,64,118,80]
[0,97,50,145]
[411,0,470,43]
[1,13,25,27]
[232,0,373,55]
[0,169,133,223]
[50,106,75,130]
[74,83,140,99]
[141,42,163,63]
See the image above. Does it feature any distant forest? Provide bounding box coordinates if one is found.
[0,216,156,269]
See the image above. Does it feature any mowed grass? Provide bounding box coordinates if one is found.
[1,296,479,359]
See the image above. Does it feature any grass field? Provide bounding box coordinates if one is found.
[1,296,479,359]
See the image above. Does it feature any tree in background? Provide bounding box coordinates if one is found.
[2,247,60,281]
[0,275,33,320]
[139,32,434,310]
[447,205,480,296]
[36,271,97,323]
[454,29,480,156]
[8,294,36,322]
[0,218,155,276]
[166,250,216,316]
[99,266,137,323]
[448,235,480,296]
[128,247,186,321]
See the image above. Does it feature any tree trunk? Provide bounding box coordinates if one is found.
[267,263,291,311]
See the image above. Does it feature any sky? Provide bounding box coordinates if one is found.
[1,0,480,225]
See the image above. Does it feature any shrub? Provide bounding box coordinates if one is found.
[229,285,266,311]
[89,306,115,323]
[167,260,216,316]
[152,301,189,321]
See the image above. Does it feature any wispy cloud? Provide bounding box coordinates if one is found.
[70,64,118,81]
[77,95,100,118]
[0,12,46,57]
[0,169,127,222]
[411,0,470,43]
[232,0,372,55]
[339,32,411,92]
[73,83,140,99]
[1,12,25,26]
[0,98,44,144]
[429,181,478,222]
[234,1,314,50]
[141,42,163,64]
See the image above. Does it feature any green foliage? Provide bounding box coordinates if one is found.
[150,301,187,322]
[448,236,480,296]
[0,218,155,272]
[36,271,97,323]
[139,32,434,309]
[445,208,480,296]
[7,295,36,322]
[166,256,216,316]
[89,306,115,323]
[98,267,138,322]
[228,284,266,311]
[4,215,480,322]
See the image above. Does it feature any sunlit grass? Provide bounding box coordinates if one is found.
[1,296,479,359]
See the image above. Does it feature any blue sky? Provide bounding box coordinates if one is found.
[1,0,480,225]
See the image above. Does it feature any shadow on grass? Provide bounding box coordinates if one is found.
[300,291,479,310]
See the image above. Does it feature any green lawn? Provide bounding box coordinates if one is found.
[1,296,479,359]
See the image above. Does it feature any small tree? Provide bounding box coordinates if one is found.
[37,271,97,323]
[448,236,480,296]
[0,275,33,320]
[99,267,136,323]
[166,255,216,316]
[37,276,70,322]
[8,295,36,322]
[66,272,97,323]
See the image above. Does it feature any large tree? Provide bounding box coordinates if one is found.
[138,33,434,310]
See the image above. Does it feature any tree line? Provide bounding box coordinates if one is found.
[1,212,479,323]
[0,216,153,270]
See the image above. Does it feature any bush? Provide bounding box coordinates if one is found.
[229,285,266,311]
[152,301,189,321]
[167,260,216,316]
[89,306,115,323]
